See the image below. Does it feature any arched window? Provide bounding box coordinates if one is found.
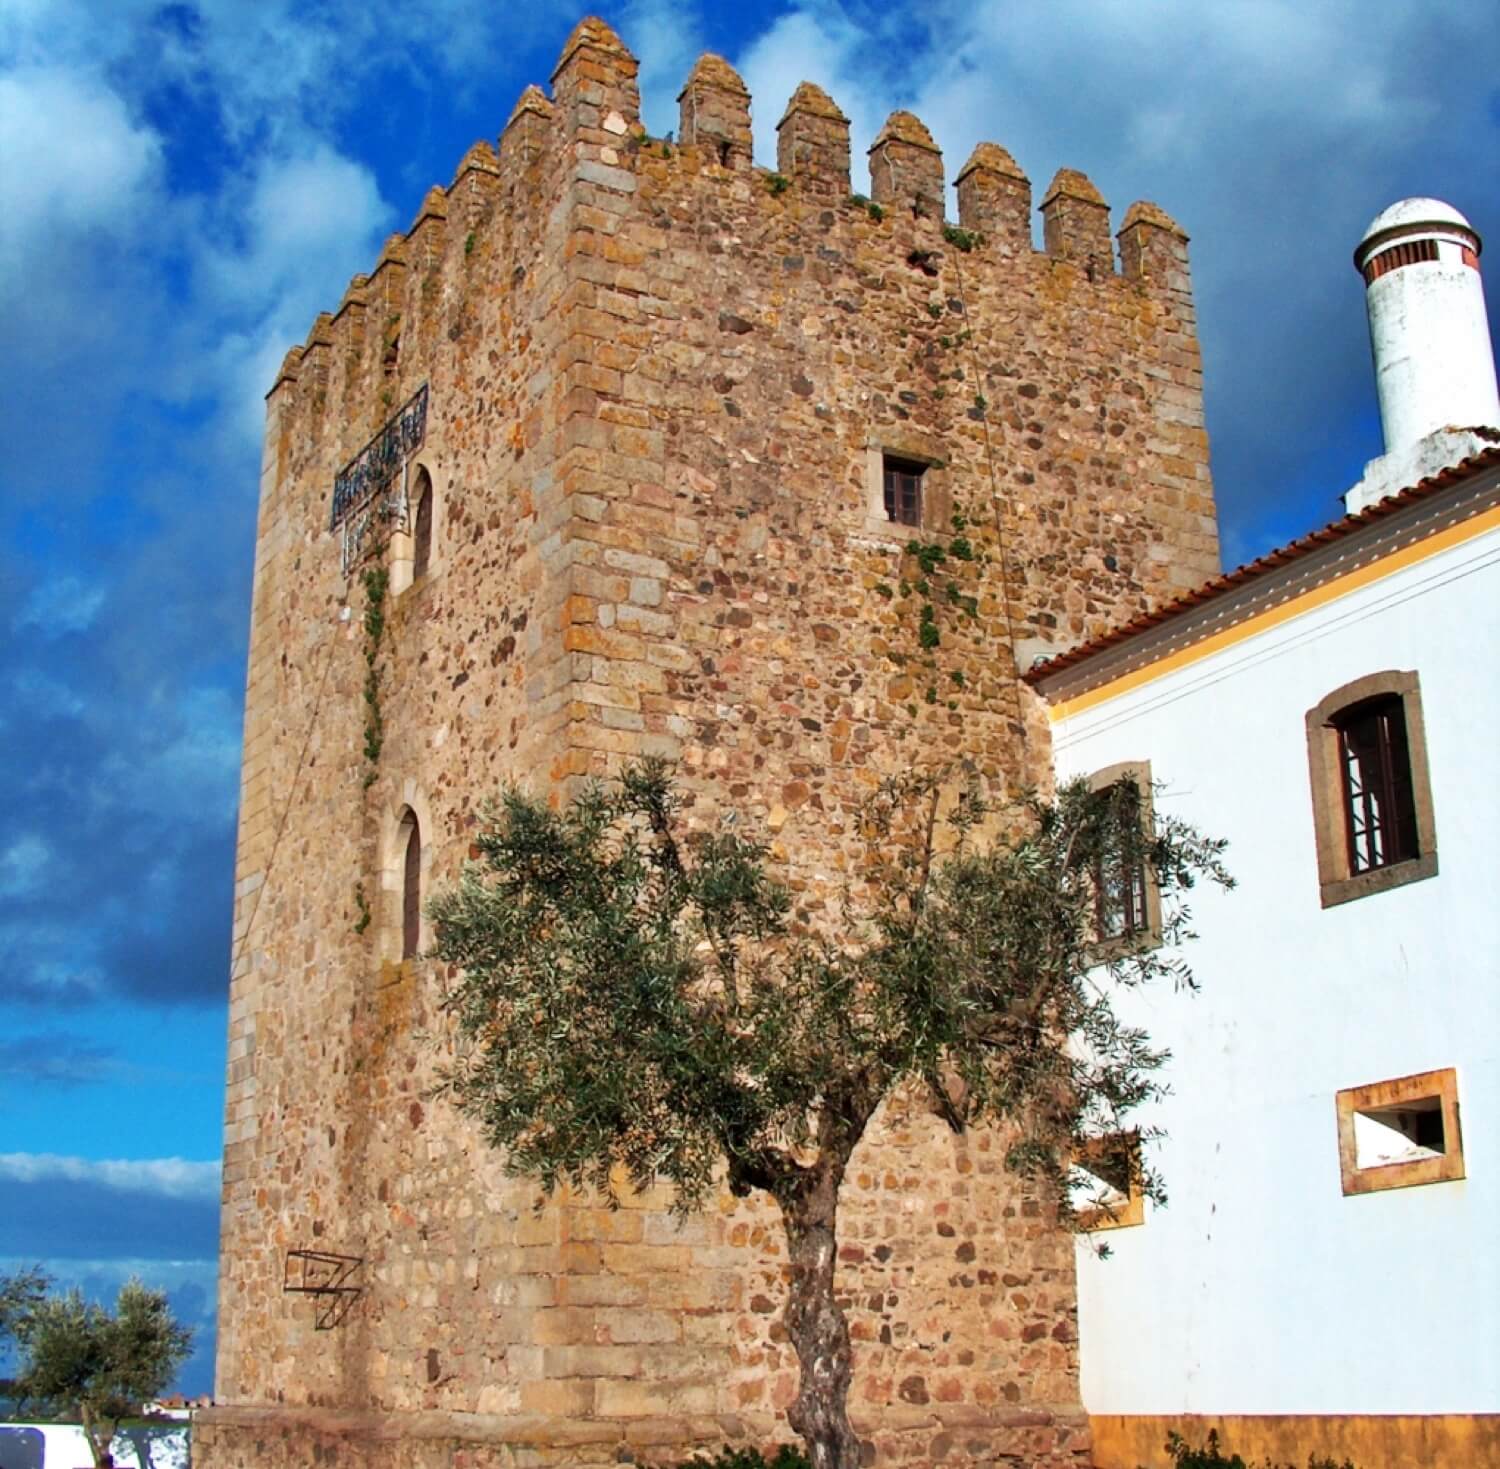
[401,812,422,959]
[1305,671,1437,907]
[412,468,433,581]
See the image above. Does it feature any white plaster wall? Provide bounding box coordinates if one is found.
[1367,255,1500,453]
[1055,522,1500,1415]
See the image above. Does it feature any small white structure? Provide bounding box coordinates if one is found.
[1347,197,1499,513]
[1025,200,1500,1469]
[0,1420,190,1467]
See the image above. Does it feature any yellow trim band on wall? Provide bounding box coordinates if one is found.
[1047,503,1500,723]
[1090,1412,1500,1469]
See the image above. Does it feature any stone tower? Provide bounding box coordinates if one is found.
[202,17,1219,1469]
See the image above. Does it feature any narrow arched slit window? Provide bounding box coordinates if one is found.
[401,812,422,960]
[412,468,433,581]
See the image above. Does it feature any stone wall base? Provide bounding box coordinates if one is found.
[1089,1413,1500,1469]
[195,1403,1092,1469]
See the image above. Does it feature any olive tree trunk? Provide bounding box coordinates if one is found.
[776,1160,861,1469]
[78,1403,114,1469]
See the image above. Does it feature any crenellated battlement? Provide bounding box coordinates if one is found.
[268,14,1196,469]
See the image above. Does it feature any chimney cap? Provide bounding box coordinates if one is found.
[1357,197,1480,269]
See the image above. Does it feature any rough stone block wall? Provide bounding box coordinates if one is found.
[208,16,1219,1469]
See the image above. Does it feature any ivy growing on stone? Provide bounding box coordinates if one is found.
[360,565,389,788]
[941,224,983,253]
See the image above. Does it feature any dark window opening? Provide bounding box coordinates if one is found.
[1093,779,1149,942]
[717,139,731,168]
[1355,1094,1446,1168]
[1334,695,1418,874]
[883,455,925,527]
[413,473,433,580]
[1081,1137,1135,1197]
[402,817,422,960]
[1073,1131,1144,1230]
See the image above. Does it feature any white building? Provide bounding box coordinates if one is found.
[1026,200,1500,1469]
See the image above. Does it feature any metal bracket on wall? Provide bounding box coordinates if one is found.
[283,1249,363,1329]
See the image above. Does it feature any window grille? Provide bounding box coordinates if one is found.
[1093,778,1150,942]
[1334,695,1418,874]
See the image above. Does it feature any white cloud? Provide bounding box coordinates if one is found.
[620,0,706,139]
[17,575,106,636]
[0,1153,221,1201]
[204,146,394,312]
[194,145,395,442]
[0,66,161,281]
[738,7,882,180]
[0,835,51,899]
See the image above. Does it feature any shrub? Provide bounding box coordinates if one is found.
[1161,1429,1357,1469]
[682,1448,811,1469]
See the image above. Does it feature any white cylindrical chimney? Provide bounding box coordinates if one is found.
[1355,198,1500,455]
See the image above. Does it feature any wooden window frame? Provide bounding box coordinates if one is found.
[1336,1067,1464,1196]
[1305,671,1437,908]
[882,454,926,528]
[1087,760,1163,954]
[863,440,950,539]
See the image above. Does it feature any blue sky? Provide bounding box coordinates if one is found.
[1,0,1496,1398]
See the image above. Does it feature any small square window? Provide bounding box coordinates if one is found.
[1335,1067,1464,1196]
[1072,1132,1145,1231]
[883,455,926,527]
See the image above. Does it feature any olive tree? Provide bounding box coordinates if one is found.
[0,1267,50,1409]
[430,761,1231,1469]
[9,1277,193,1468]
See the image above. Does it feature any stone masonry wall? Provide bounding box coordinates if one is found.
[208,16,1219,1469]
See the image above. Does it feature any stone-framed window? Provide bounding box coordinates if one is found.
[863,438,949,537]
[1073,1131,1145,1231]
[1305,670,1437,908]
[390,461,440,597]
[1087,760,1162,952]
[1336,1067,1464,1196]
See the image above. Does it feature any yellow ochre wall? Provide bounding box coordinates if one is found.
[1090,1412,1500,1468]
